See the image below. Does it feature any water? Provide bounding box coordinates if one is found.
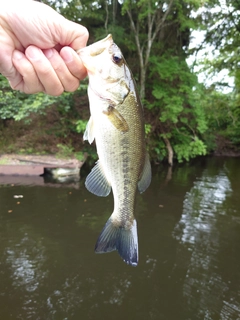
[0,157,240,320]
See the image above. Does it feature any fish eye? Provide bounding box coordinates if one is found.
[112,53,122,64]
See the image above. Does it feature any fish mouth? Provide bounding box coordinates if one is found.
[77,34,113,73]
[77,34,113,55]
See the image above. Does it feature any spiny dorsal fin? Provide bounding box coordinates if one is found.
[85,160,111,197]
[138,153,152,194]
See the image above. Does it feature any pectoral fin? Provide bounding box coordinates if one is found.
[103,106,129,132]
[83,116,95,144]
[138,153,152,193]
[85,160,111,197]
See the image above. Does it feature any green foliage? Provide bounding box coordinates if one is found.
[188,0,240,154]
[74,151,85,161]
[0,75,55,122]
[153,139,168,163]
[145,124,152,135]
[0,158,8,165]
[56,143,85,161]
[174,137,207,162]
[76,119,87,134]
[56,144,74,158]
[147,52,208,162]
[202,88,240,151]
[1,0,240,163]
[200,0,240,80]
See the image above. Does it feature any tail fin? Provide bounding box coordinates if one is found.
[95,218,138,266]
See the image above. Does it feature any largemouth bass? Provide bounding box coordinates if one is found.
[79,34,151,266]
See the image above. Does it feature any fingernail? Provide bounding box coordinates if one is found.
[13,50,24,60]
[26,46,42,60]
[61,48,73,63]
[43,48,54,59]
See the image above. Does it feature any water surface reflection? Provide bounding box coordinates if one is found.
[173,159,240,319]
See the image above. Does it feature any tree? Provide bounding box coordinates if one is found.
[119,0,208,164]
[196,0,240,92]
[1,0,222,163]
[194,0,240,153]
[147,53,207,164]
[122,0,174,100]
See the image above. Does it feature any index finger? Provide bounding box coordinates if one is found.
[61,20,89,51]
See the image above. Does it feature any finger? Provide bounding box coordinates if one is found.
[61,20,89,50]
[12,50,44,93]
[60,46,87,81]
[25,45,64,96]
[43,47,80,92]
[0,46,22,89]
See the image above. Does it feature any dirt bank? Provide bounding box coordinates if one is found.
[0,154,85,176]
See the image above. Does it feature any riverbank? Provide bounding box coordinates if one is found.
[0,154,86,176]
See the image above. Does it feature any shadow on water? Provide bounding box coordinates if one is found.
[0,157,240,320]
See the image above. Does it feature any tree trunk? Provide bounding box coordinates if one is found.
[126,0,174,100]
[162,136,173,166]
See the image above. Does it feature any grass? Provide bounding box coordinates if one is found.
[0,158,9,165]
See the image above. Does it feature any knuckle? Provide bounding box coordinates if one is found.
[53,62,62,74]
[65,79,79,92]
[39,67,52,77]
[48,86,64,96]
[9,81,22,91]
[24,87,39,95]
[24,87,34,94]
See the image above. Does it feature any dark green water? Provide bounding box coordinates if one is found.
[0,157,240,320]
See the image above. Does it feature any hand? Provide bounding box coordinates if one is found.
[0,0,89,95]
